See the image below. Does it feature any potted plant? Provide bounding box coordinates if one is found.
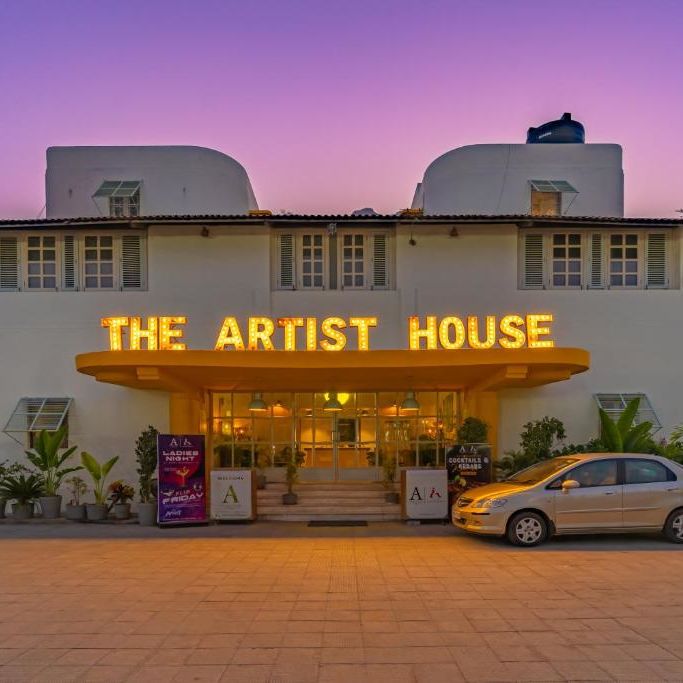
[280,446,304,505]
[0,461,28,519]
[255,450,268,490]
[81,452,119,521]
[24,427,81,519]
[64,475,87,521]
[457,417,489,445]
[382,453,399,503]
[0,473,44,520]
[108,480,135,520]
[135,425,158,526]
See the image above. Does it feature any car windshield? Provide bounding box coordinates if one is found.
[506,457,580,485]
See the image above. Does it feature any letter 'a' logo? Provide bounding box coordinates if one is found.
[222,485,239,504]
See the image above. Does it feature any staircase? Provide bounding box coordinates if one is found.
[256,482,401,522]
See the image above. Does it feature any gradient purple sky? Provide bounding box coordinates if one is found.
[0,0,681,218]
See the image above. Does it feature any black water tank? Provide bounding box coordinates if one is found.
[526,113,585,144]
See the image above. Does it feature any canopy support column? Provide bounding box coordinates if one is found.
[169,392,202,433]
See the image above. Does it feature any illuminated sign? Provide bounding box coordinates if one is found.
[101,314,554,351]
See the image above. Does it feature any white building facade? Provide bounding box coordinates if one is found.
[0,132,680,495]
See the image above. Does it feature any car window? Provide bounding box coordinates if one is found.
[506,457,579,485]
[550,459,618,488]
[625,459,675,485]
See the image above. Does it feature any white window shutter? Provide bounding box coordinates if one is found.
[120,234,146,290]
[0,236,20,291]
[588,233,604,289]
[62,235,77,290]
[371,233,389,289]
[646,233,668,288]
[277,234,295,289]
[523,234,544,289]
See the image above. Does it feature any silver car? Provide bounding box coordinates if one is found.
[453,453,683,546]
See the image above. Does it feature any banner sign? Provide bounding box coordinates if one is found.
[157,434,207,526]
[210,469,256,520]
[401,468,448,520]
[446,444,493,505]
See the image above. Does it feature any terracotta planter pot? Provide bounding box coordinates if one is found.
[113,503,131,520]
[64,504,86,521]
[86,503,108,522]
[12,502,34,520]
[137,502,157,526]
[282,492,298,505]
[39,495,62,519]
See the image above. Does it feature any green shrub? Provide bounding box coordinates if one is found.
[457,417,488,444]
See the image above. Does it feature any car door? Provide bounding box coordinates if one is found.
[550,459,622,531]
[622,458,681,528]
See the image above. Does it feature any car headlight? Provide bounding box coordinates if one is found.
[474,497,508,509]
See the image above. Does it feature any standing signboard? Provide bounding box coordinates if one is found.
[401,468,448,520]
[210,469,256,521]
[157,434,207,526]
[445,444,493,506]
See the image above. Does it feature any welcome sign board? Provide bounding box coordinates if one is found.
[210,469,256,521]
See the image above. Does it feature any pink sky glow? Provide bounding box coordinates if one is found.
[0,0,681,218]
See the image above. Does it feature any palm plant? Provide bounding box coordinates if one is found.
[0,473,45,504]
[24,427,80,496]
[599,397,653,453]
[81,452,119,504]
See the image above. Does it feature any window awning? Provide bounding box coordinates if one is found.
[529,179,578,194]
[594,393,661,431]
[3,398,72,444]
[92,180,141,198]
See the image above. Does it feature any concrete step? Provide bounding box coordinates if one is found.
[257,491,389,500]
[255,481,401,522]
[258,512,402,522]
[259,504,399,513]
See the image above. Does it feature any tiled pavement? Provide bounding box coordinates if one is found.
[1,524,683,681]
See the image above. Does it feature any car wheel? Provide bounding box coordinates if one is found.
[506,511,548,546]
[664,509,683,543]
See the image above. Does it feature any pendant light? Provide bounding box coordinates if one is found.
[248,392,267,412]
[323,391,343,412]
[400,391,420,412]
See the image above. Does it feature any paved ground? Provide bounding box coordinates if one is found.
[2,523,683,682]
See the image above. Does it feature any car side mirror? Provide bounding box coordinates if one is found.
[561,479,580,493]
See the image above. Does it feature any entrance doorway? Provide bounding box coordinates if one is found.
[210,391,460,482]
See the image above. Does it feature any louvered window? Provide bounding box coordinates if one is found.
[588,233,604,289]
[273,230,393,291]
[0,236,19,291]
[646,233,668,288]
[277,234,295,289]
[522,234,544,289]
[372,233,389,289]
[520,229,673,290]
[62,235,77,290]
[0,232,147,292]
[121,234,145,290]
